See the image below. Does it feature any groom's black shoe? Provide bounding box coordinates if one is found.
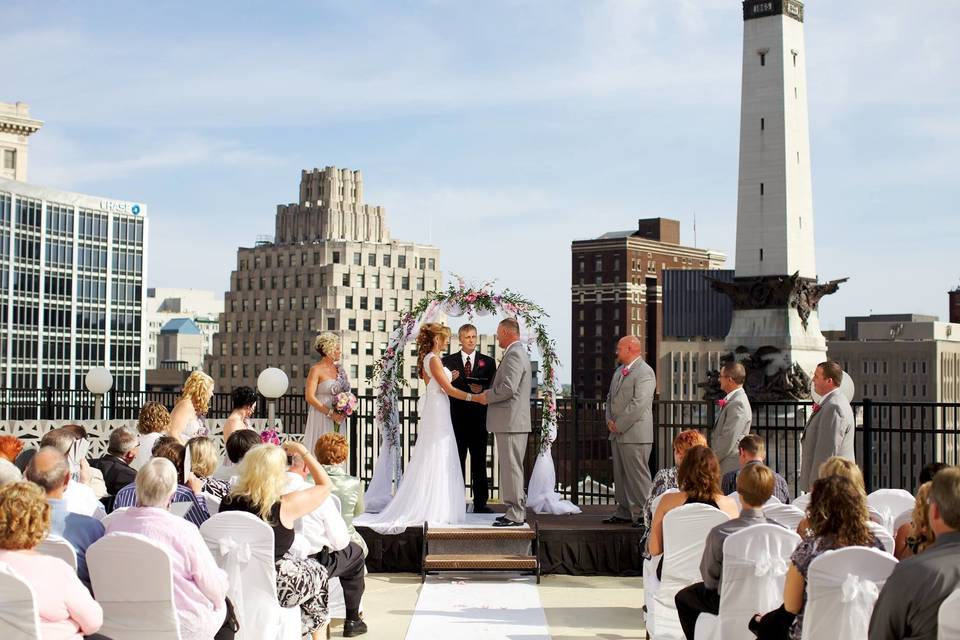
[492,518,524,527]
[343,618,368,637]
[474,505,495,514]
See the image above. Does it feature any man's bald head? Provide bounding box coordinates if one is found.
[25,446,70,496]
[616,335,643,365]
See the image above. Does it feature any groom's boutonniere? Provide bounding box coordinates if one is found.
[716,399,728,409]
[812,403,822,414]
[621,366,630,377]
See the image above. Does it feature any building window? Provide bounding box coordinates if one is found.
[921,362,927,374]
[2,149,15,170]
[760,182,764,195]
[368,254,376,266]
[428,258,436,270]
[760,52,766,66]
[363,319,371,331]
[398,255,406,268]
[333,251,341,263]
[761,117,765,131]
[382,254,391,267]
[345,296,353,309]
[759,248,764,261]
[348,319,357,330]
[377,319,386,331]
[326,317,336,330]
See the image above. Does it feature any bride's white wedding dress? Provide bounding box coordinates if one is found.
[355,352,466,534]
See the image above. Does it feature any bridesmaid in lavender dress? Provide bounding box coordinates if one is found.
[303,332,352,455]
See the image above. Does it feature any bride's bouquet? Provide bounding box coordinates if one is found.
[332,391,358,432]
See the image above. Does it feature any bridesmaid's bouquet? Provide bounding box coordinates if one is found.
[332,392,358,433]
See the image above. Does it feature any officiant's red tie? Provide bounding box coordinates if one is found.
[465,357,472,378]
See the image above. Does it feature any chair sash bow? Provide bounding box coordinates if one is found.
[841,573,879,604]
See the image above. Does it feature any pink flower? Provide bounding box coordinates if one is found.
[260,429,280,446]
[621,366,630,377]
[478,360,485,368]
[812,403,821,414]
[465,293,477,303]
[717,399,727,409]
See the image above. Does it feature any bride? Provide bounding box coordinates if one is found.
[355,323,484,534]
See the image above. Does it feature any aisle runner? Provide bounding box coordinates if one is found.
[405,574,550,640]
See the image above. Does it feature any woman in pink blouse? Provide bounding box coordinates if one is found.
[0,481,103,640]
[105,457,233,640]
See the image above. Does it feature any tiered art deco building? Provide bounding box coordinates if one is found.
[206,167,443,395]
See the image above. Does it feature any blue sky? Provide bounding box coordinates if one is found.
[4,1,959,383]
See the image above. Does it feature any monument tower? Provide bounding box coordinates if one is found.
[712,0,845,400]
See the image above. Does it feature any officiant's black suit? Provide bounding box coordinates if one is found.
[442,350,497,510]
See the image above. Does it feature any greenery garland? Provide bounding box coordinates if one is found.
[368,275,560,455]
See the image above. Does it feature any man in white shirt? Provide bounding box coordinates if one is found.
[286,455,366,635]
[35,428,106,520]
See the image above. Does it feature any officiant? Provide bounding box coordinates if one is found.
[443,324,497,514]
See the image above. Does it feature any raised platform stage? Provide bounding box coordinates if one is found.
[357,505,644,577]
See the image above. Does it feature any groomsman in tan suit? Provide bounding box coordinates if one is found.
[603,335,656,529]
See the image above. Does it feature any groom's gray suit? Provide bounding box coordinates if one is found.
[605,357,656,522]
[485,341,532,523]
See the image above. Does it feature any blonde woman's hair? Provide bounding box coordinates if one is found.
[910,481,936,553]
[181,371,214,416]
[0,482,51,550]
[186,436,219,478]
[138,401,171,435]
[818,456,866,494]
[416,323,451,377]
[230,444,288,522]
[313,332,340,358]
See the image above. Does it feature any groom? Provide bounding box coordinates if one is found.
[479,318,532,527]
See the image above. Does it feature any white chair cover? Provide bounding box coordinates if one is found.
[37,535,78,572]
[87,532,182,639]
[100,506,130,529]
[762,503,805,532]
[0,563,41,639]
[892,509,913,535]
[801,546,898,640]
[867,521,895,554]
[694,524,801,640]
[652,503,731,639]
[170,501,193,518]
[200,511,300,640]
[643,488,680,636]
[728,493,781,510]
[202,492,221,515]
[938,589,960,640]
[867,489,915,534]
[792,493,810,514]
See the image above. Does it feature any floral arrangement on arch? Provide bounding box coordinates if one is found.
[367,275,561,457]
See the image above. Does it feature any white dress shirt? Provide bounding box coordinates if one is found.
[283,472,351,558]
[461,350,476,370]
[64,480,107,521]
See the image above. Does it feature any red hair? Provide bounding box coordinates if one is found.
[0,436,23,463]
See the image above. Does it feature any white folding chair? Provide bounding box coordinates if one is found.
[170,501,193,518]
[867,521,895,554]
[938,589,960,640]
[892,509,913,535]
[200,511,300,640]
[762,503,806,532]
[652,503,731,639]
[867,489,915,534]
[643,488,680,635]
[801,546,898,640]
[0,563,42,639]
[87,532,182,639]
[36,535,78,572]
[792,493,810,514]
[695,524,801,640]
[202,492,221,515]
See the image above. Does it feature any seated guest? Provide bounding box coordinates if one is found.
[894,481,935,560]
[642,429,708,555]
[24,429,105,520]
[675,463,783,639]
[720,434,791,503]
[315,432,368,556]
[648,446,739,568]
[0,434,23,463]
[222,386,258,442]
[287,447,368,634]
[797,456,881,536]
[106,458,233,640]
[185,436,231,498]
[58,424,107,498]
[869,467,960,640]
[0,459,21,485]
[752,475,882,639]
[25,447,105,590]
[919,461,948,486]
[89,427,139,496]
[220,443,344,640]
[113,436,210,526]
[0,482,103,639]
[217,429,263,484]
[131,401,172,470]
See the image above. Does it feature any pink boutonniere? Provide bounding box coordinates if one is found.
[478,360,485,368]
[621,366,630,377]
[812,403,821,414]
[717,399,728,409]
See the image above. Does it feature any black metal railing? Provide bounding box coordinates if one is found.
[2,389,959,501]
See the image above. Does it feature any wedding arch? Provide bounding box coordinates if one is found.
[363,276,580,515]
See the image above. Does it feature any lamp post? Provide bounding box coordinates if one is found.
[84,367,114,420]
[257,367,289,429]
